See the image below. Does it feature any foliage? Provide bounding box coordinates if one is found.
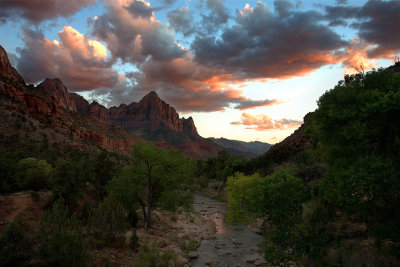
[135,243,176,267]
[37,199,87,267]
[196,150,247,183]
[125,142,192,228]
[90,196,127,242]
[310,67,400,242]
[159,189,193,212]
[226,172,264,223]
[0,219,32,266]
[92,150,119,198]
[127,208,139,227]
[14,157,52,190]
[51,159,87,209]
[261,168,310,265]
[107,170,139,211]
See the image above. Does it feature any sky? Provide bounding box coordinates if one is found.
[0,0,399,143]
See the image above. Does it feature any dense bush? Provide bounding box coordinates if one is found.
[310,68,400,243]
[0,219,32,266]
[38,199,87,267]
[90,196,127,242]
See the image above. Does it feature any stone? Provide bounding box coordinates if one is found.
[188,251,199,259]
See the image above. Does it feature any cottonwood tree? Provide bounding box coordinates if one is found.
[116,142,191,228]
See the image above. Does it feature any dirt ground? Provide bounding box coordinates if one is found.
[0,190,52,233]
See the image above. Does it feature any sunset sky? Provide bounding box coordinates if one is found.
[1,0,399,143]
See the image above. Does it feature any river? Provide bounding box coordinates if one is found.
[190,195,267,267]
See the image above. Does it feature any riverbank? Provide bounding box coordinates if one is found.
[191,195,267,267]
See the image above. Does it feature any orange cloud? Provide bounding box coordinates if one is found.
[17,26,118,91]
[231,113,302,131]
[343,38,375,75]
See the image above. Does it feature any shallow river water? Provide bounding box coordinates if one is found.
[191,195,267,267]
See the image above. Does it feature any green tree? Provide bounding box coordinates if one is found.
[37,199,86,267]
[261,168,310,265]
[226,172,264,224]
[51,159,88,209]
[127,142,191,228]
[90,196,127,242]
[310,67,400,242]
[14,157,52,190]
[225,168,311,265]
[0,219,32,266]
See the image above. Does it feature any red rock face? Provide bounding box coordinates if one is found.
[37,78,77,112]
[89,101,111,123]
[182,116,197,136]
[267,113,312,154]
[86,91,198,136]
[0,45,218,158]
[70,93,90,114]
[0,45,24,84]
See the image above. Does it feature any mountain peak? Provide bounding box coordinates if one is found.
[37,78,77,112]
[141,90,161,103]
[0,45,24,84]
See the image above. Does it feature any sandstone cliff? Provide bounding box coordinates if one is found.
[0,45,220,158]
[0,45,141,152]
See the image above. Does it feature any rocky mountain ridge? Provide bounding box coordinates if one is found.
[0,45,220,158]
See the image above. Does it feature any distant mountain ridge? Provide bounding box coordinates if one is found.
[0,45,220,158]
[209,137,271,158]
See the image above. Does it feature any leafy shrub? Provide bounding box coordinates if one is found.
[0,219,32,266]
[136,244,176,267]
[15,157,52,190]
[90,196,127,242]
[37,199,87,267]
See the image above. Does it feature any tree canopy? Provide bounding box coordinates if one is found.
[310,67,400,241]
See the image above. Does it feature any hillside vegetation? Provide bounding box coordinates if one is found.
[226,64,400,266]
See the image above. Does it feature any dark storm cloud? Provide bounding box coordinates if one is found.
[112,56,281,112]
[0,0,95,24]
[124,1,163,18]
[274,0,294,18]
[91,0,184,63]
[200,0,230,34]
[167,7,196,37]
[191,2,345,79]
[323,0,400,58]
[160,0,176,5]
[336,0,348,5]
[323,5,359,20]
[355,0,400,58]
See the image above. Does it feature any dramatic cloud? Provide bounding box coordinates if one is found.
[167,7,196,37]
[200,0,230,34]
[274,0,294,18]
[0,0,94,24]
[323,0,400,59]
[231,113,302,131]
[106,54,280,112]
[91,0,184,63]
[191,2,345,80]
[124,0,162,18]
[17,26,119,90]
[354,0,400,58]
[7,0,399,115]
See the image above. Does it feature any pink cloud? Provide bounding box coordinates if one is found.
[17,26,119,91]
[0,0,95,23]
[231,113,302,131]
